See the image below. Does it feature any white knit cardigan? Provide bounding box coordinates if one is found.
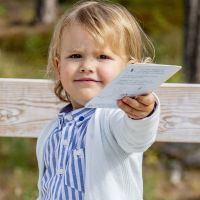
[37,96,160,200]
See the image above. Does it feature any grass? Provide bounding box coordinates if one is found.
[0,168,38,200]
[0,51,45,78]
[0,28,51,78]
[0,138,37,200]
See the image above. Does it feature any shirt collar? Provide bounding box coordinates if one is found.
[58,104,96,127]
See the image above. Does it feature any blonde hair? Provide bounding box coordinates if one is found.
[47,0,154,102]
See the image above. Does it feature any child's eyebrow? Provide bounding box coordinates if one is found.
[65,48,101,54]
[66,48,83,53]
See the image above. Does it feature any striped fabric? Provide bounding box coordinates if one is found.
[41,104,96,200]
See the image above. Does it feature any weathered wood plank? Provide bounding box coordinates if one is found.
[1,78,200,142]
[154,83,200,142]
[0,78,64,137]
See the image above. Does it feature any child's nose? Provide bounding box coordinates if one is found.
[79,66,94,73]
[80,59,96,73]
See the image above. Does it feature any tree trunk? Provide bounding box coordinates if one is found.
[32,0,58,24]
[184,0,200,83]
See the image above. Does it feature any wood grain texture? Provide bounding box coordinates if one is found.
[0,78,64,137]
[1,78,200,142]
[155,83,200,142]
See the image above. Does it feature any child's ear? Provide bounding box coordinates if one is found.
[54,57,60,79]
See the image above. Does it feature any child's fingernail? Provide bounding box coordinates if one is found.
[117,100,122,106]
[123,97,128,102]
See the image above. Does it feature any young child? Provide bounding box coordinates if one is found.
[36,1,160,199]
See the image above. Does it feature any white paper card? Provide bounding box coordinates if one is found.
[85,63,182,108]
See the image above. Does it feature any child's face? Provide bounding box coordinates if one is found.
[56,24,128,109]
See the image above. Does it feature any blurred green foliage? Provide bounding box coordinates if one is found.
[0,0,184,80]
[0,4,7,16]
[0,30,51,78]
[0,138,38,199]
[0,138,37,169]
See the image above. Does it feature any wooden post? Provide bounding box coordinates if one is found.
[32,0,58,24]
[184,0,200,83]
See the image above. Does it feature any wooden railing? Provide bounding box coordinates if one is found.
[1,78,200,143]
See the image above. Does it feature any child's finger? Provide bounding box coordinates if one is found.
[117,100,148,119]
[136,93,155,106]
[122,96,150,112]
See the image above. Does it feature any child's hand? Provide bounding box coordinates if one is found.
[117,93,156,120]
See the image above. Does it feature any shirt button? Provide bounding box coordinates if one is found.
[77,149,82,156]
[74,149,83,158]
[57,168,65,175]
[79,116,84,121]
[65,114,73,121]
[63,139,68,146]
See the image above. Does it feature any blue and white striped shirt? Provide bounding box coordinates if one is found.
[41,104,96,200]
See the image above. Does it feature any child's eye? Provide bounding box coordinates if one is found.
[69,54,82,59]
[99,54,110,59]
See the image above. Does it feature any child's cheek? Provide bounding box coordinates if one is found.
[101,68,122,84]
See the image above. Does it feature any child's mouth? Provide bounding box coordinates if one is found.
[74,78,101,83]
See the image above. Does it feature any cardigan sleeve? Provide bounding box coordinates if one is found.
[108,93,160,153]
